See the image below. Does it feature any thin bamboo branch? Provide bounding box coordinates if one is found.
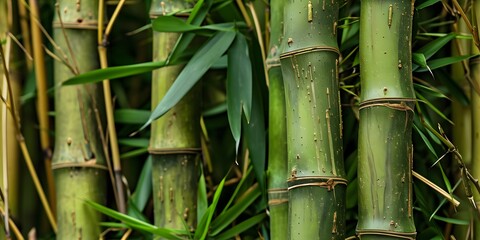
[0,206,23,240]
[412,171,460,207]
[1,33,11,240]
[97,0,127,214]
[246,2,268,87]
[0,41,57,233]
[29,0,55,217]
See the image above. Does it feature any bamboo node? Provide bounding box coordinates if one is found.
[51,161,108,170]
[287,176,347,191]
[148,147,202,155]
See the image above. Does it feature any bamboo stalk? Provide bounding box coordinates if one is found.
[98,0,127,214]
[149,1,200,232]
[280,0,346,238]
[357,1,416,238]
[52,0,106,238]
[266,0,287,238]
[29,0,56,217]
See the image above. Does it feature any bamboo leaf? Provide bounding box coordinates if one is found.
[141,31,236,132]
[214,213,267,240]
[416,0,442,10]
[194,177,226,240]
[64,61,167,85]
[416,92,453,124]
[152,16,236,33]
[413,83,449,100]
[413,124,438,158]
[115,109,150,124]
[416,33,456,60]
[130,156,152,212]
[416,55,478,72]
[432,215,469,225]
[120,148,148,159]
[227,33,252,148]
[203,102,227,116]
[118,138,149,148]
[210,185,261,236]
[85,200,186,239]
[197,171,208,221]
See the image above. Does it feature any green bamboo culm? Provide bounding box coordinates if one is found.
[357,1,416,239]
[279,0,346,238]
[149,1,200,234]
[52,1,107,238]
[266,0,287,238]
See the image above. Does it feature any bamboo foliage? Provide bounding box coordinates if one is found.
[357,1,416,238]
[52,0,107,238]
[280,0,346,238]
[149,0,201,232]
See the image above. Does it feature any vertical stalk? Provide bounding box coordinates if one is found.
[266,0,287,238]
[149,1,200,233]
[280,0,346,239]
[29,0,55,217]
[52,0,106,238]
[357,1,416,239]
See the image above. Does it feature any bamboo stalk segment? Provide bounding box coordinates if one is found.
[149,1,200,232]
[279,0,346,239]
[357,1,416,239]
[52,0,107,238]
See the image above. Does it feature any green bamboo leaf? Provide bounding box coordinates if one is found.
[203,102,227,116]
[346,178,358,209]
[435,68,469,106]
[227,33,252,147]
[214,213,267,240]
[244,78,266,196]
[118,138,149,148]
[413,83,449,100]
[416,55,477,73]
[413,52,427,68]
[120,148,148,159]
[416,92,453,124]
[130,156,152,212]
[194,177,226,240]
[210,185,261,236]
[64,61,167,85]
[222,167,253,212]
[197,171,208,221]
[127,200,149,222]
[438,164,452,193]
[168,0,213,62]
[417,33,456,60]
[432,215,469,225]
[85,200,186,239]
[413,124,438,158]
[152,16,236,33]
[115,109,150,124]
[416,0,442,10]
[141,31,236,132]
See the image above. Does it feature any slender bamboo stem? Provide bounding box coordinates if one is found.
[29,0,56,217]
[98,0,127,214]
[280,0,346,238]
[266,0,287,238]
[357,1,416,238]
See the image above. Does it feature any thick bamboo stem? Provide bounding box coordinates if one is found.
[357,1,416,239]
[280,0,346,239]
[149,1,200,233]
[52,0,106,238]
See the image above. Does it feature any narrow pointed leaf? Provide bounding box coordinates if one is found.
[227,33,252,146]
[85,200,186,239]
[197,172,208,221]
[214,213,267,240]
[64,61,167,85]
[416,55,478,72]
[416,33,456,60]
[114,109,150,124]
[416,0,442,10]
[152,16,236,33]
[130,156,152,212]
[194,177,226,240]
[210,185,261,236]
[142,31,236,131]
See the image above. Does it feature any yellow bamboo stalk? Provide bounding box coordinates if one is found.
[29,0,55,217]
[97,0,127,213]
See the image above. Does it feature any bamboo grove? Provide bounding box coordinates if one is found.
[2,0,480,239]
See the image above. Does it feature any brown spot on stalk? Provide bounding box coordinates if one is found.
[388,4,393,28]
[287,38,293,47]
[67,137,72,146]
[307,1,313,22]
[183,208,189,220]
[169,187,174,202]
[290,168,297,178]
